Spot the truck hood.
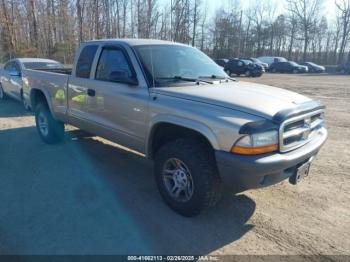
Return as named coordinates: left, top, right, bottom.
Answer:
left=151, top=81, right=311, bottom=120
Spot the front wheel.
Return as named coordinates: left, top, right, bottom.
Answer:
left=35, top=103, right=65, bottom=144
left=154, top=139, right=222, bottom=217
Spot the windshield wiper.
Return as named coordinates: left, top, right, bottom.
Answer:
left=156, top=76, right=213, bottom=84
left=199, top=75, right=237, bottom=82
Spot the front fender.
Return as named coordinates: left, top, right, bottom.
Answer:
left=146, top=114, right=220, bottom=158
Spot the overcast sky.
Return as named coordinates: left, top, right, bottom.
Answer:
left=191, top=0, right=337, bottom=24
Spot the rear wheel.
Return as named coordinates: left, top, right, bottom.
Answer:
left=154, top=139, right=222, bottom=217
left=245, top=70, right=251, bottom=77
left=0, top=83, right=6, bottom=100
left=35, top=103, right=64, bottom=144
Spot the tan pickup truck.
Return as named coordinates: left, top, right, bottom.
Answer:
left=22, top=39, right=327, bottom=216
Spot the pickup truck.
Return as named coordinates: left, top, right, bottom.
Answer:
left=23, top=39, right=327, bottom=217
left=0, top=58, right=65, bottom=110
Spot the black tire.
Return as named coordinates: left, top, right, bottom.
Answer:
left=245, top=70, right=251, bottom=77
left=35, top=103, right=64, bottom=144
left=0, top=83, right=6, bottom=100
left=154, top=138, right=222, bottom=217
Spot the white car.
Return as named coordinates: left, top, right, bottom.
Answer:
left=0, top=58, right=64, bottom=110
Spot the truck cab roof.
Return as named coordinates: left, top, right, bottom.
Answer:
left=82, top=38, right=187, bottom=47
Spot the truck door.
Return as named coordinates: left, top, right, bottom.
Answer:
left=68, top=44, right=149, bottom=153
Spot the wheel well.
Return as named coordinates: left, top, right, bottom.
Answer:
left=149, top=123, right=214, bottom=159
left=30, top=89, right=48, bottom=109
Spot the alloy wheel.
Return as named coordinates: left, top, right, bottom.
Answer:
left=162, top=158, right=194, bottom=202
left=38, top=112, right=49, bottom=136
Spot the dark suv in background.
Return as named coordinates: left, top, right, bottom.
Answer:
left=241, top=58, right=269, bottom=71
left=214, top=59, right=229, bottom=68
left=224, top=58, right=264, bottom=77
left=269, top=61, right=308, bottom=73
left=336, top=61, right=350, bottom=74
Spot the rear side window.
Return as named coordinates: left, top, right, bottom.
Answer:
left=12, top=62, right=21, bottom=72
left=4, top=62, right=12, bottom=71
left=24, top=62, right=63, bottom=70
left=76, top=45, right=98, bottom=78
left=4, top=62, right=13, bottom=71
left=4, top=61, right=20, bottom=72
left=95, top=48, right=133, bottom=82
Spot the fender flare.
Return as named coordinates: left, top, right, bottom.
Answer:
left=30, top=88, right=56, bottom=117
left=146, top=114, right=220, bottom=158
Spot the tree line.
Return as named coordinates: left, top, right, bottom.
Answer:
left=0, top=0, right=349, bottom=65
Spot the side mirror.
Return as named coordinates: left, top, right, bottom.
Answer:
left=109, top=70, right=138, bottom=86
left=9, top=71, right=21, bottom=77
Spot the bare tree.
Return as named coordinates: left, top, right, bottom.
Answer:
left=335, top=0, right=350, bottom=63
left=76, top=0, right=85, bottom=42
left=0, top=0, right=349, bottom=65
left=0, top=0, right=15, bottom=54
left=191, top=0, right=201, bottom=46
left=27, top=0, right=39, bottom=48
left=286, top=0, right=323, bottom=61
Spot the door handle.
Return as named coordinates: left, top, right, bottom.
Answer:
left=87, top=89, right=95, bottom=97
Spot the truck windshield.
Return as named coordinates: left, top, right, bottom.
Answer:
left=23, top=62, right=64, bottom=70
left=134, top=45, right=227, bottom=87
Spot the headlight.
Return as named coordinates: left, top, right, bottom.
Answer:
left=231, top=130, right=278, bottom=155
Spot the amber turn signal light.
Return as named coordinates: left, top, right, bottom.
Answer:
left=231, top=144, right=278, bottom=155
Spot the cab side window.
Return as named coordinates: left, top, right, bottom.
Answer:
left=76, top=45, right=98, bottom=78
left=95, top=48, right=133, bottom=82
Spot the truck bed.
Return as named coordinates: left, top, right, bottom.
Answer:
left=23, top=68, right=71, bottom=116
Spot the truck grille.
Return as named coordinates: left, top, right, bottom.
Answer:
left=279, top=110, right=324, bottom=152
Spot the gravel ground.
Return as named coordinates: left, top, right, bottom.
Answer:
left=0, top=73, right=349, bottom=255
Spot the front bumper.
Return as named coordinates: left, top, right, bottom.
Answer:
left=215, top=128, right=327, bottom=192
